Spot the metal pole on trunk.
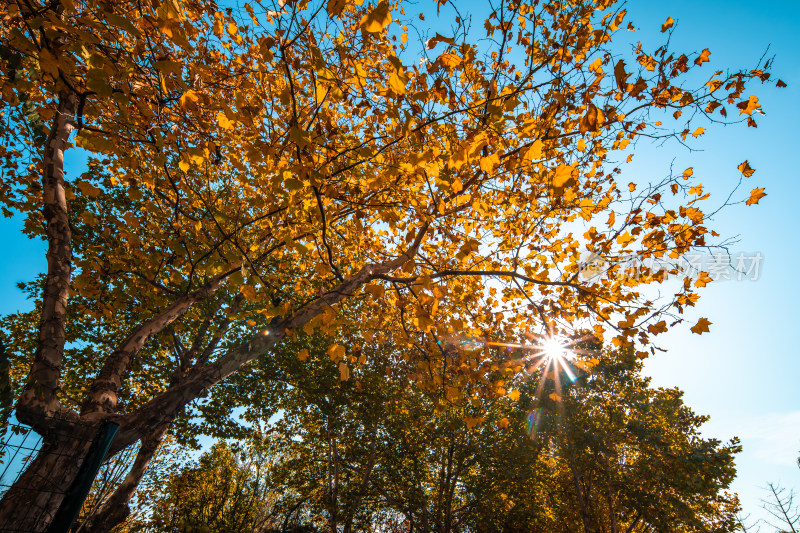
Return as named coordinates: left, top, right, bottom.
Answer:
left=47, top=421, right=119, bottom=533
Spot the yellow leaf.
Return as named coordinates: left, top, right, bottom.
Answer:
left=178, top=160, right=190, bottom=172
left=682, top=167, right=693, bottom=179
left=690, top=317, right=711, bottom=334
left=240, top=284, right=256, bottom=299
left=661, top=16, right=674, bottom=32
left=577, top=138, right=586, bottom=152
left=388, top=71, right=406, bottom=94
left=745, top=187, right=766, bottom=206
left=738, top=160, right=755, bottom=177
left=480, top=153, right=500, bottom=174
left=508, top=390, right=520, bottom=401
left=298, top=348, right=309, bottom=361
left=217, top=112, right=234, bottom=130
left=552, top=164, right=576, bottom=188
left=227, top=22, right=238, bottom=36
left=360, top=1, right=392, bottom=33
left=691, top=127, right=705, bottom=138
left=328, top=343, right=346, bottom=362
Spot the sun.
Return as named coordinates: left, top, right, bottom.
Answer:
left=540, top=336, right=573, bottom=362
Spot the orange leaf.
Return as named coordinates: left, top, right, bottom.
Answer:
left=745, top=187, right=766, bottom=205
left=298, top=348, right=309, bottom=361
left=694, top=271, right=712, bottom=287
left=579, top=103, right=604, bottom=133
left=328, top=344, right=345, bottom=362
left=426, top=33, right=456, bottom=49
left=737, top=95, right=761, bottom=115
left=661, top=16, right=674, bottom=32
left=479, top=153, right=500, bottom=174
left=694, top=48, right=710, bottom=66
left=614, top=60, right=628, bottom=92
left=338, top=362, right=350, bottom=381
left=691, top=127, right=705, bottom=138
left=690, top=317, right=711, bottom=334
left=240, top=284, right=256, bottom=299
left=464, top=415, right=484, bottom=429
left=738, top=160, right=755, bottom=177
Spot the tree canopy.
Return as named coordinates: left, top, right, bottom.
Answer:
left=128, top=344, right=742, bottom=533
left=0, top=0, right=779, bottom=530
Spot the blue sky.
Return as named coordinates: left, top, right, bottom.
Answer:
left=625, top=0, right=800, bottom=525
left=1, top=0, right=798, bottom=527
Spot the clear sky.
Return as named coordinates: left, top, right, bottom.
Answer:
left=624, top=0, right=800, bottom=526
left=1, top=0, right=798, bottom=527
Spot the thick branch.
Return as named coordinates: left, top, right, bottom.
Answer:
left=109, top=225, right=429, bottom=453
left=81, top=273, right=229, bottom=416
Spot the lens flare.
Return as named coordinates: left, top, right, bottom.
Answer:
left=541, top=336, right=570, bottom=361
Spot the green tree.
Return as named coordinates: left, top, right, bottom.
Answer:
left=139, top=332, right=743, bottom=533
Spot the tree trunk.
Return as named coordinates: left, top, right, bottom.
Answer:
left=17, top=89, right=77, bottom=424
left=0, top=428, right=92, bottom=532
left=0, top=86, right=83, bottom=531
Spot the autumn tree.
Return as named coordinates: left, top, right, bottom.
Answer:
left=0, top=0, right=779, bottom=530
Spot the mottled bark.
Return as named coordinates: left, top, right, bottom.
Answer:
left=0, top=425, right=93, bottom=532
left=17, top=90, right=78, bottom=428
